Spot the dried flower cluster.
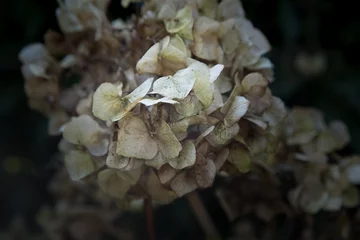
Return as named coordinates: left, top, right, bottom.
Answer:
left=19, top=0, right=360, bottom=222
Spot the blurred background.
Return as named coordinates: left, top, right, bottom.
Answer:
left=1, top=0, right=360, bottom=239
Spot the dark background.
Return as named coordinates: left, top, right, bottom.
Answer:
left=1, top=0, right=360, bottom=239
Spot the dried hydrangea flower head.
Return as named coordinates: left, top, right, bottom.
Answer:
left=19, top=0, right=360, bottom=217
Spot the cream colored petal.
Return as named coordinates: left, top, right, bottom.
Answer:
left=106, top=152, right=130, bottom=169
left=145, top=152, right=168, bottom=170
left=139, top=97, right=179, bottom=106
left=164, top=5, right=194, bottom=40
left=173, top=94, right=204, bottom=118
left=98, top=169, right=132, bottom=199
left=65, top=150, right=95, bottom=181
left=63, top=115, right=101, bottom=145
left=169, top=141, right=196, bottom=169
left=224, top=96, right=249, bottom=127
left=136, top=42, right=162, bottom=75
left=152, top=67, right=196, bottom=99
left=126, top=77, right=154, bottom=103
left=85, top=137, right=110, bottom=157
left=156, top=119, right=182, bottom=159
left=206, top=123, right=239, bottom=147
left=188, top=61, right=213, bottom=107
left=209, top=64, right=224, bottom=83
left=220, top=85, right=242, bottom=115
left=160, top=35, right=188, bottom=72
left=116, top=116, right=158, bottom=159
left=92, top=83, right=129, bottom=121
left=192, top=16, right=222, bottom=61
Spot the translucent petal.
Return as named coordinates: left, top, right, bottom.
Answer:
left=160, top=35, right=189, bottom=73
left=65, top=150, right=95, bottom=181
left=152, top=67, right=196, bottom=99
left=139, top=97, right=179, bottom=106
left=192, top=16, right=223, bottom=61
left=169, top=141, right=196, bottom=169
left=92, top=83, right=130, bottom=121
left=156, top=119, right=182, bottom=158
left=126, top=77, right=154, bottom=103
left=93, top=78, right=153, bottom=121
left=117, top=116, right=158, bottom=159
left=136, top=42, right=162, bottom=75
left=209, top=64, right=224, bottom=83
left=188, top=61, right=213, bottom=107
left=63, top=115, right=101, bottom=145
left=85, top=137, right=110, bottom=157
left=224, top=96, right=249, bottom=127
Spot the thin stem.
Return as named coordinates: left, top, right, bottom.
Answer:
left=187, top=191, right=221, bottom=240
left=144, top=197, right=156, bottom=240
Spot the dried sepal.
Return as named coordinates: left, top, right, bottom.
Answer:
left=116, top=116, right=158, bottom=159
left=65, top=150, right=95, bottom=181
left=63, top=115, right=109, bottom=156
left=152, top=66, right=196, bottom=99
left=169, top=140, right=196, bottom=169
left=164, top=5, right=194, bottom=40
left=224, top=96, right=249, bottom=127
left=136, top=35, right=189, bottom=75
left=92, top=78, right=153, bottom=121
left=155, top=119, right=182, bottom=159
left=192, top=16, right=223, bottom=61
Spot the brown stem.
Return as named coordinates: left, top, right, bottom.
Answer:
left=187, top=191, right=221, bottom=240
left=144, top=197, right=156, bottom=240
